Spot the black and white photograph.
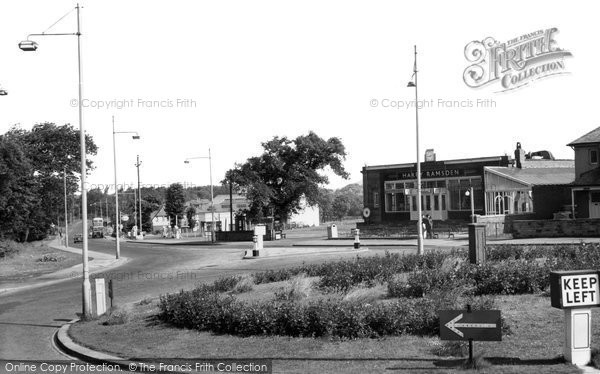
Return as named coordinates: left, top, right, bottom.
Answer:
left=1, top=1, right=600, bottom=373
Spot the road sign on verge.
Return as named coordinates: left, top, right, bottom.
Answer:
left=439, top=309, right=501, bottom=341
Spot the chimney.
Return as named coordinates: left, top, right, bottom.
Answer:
left=514, top=142, right=525, bottom=168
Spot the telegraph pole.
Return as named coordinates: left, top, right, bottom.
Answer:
left=135, top=155, right=142, bottom=237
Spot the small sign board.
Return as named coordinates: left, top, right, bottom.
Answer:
left=254, top=224, right=266, bottom=236
left=439, top=310, right=501, bottom=341
left=550, top=270, right=600, bottom=309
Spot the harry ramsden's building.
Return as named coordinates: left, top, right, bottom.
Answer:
left=362, top=144, right=575, bottom=224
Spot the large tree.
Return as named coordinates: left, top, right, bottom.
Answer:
left=165, top=183, right=186, bottom=227
left=225, top=132, right=349, bottom=222
left=1, top=123, right=98, bottom=241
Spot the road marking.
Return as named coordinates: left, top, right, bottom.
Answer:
left=444, top=313, right=497, bottom=338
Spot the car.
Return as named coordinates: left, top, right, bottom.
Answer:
left=73, top=234, right=83, bottom=243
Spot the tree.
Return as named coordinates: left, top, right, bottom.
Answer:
left=225, top=132, right=349, bottom=222
left=316, top=188, right=335, bottom=222
left=165, top=183, right=185, bottom=227
left=1, top=123, right=98, bottom=241
left=186, top=206, right=197, bottom=230
left=0, top=136, right=37, bottom=240
left=336, top=183, right=363, bottom=217
left=332, top=194, right=352, bottom=220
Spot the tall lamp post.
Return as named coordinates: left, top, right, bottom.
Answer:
left=19, top=4, right=92, bottom=317
left=112, top=115, right=139, bottom=258
left=184, top=149, right=215, bottom=243
left=135, top=155, right=143, bottom=238
left=407, top=45, right=424, bottom=255
left=63, top=166, right=69, bottom=248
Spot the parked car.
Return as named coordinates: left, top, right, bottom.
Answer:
left=73, top=234, right=83, bottom=243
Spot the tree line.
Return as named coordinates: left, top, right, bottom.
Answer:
left=1, top=124, right=359, bottom=241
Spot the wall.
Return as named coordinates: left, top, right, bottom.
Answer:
left=574, top=146, right=599, bottom=180
left=512, top=218, right=600, bottom=238
left=532, top=185, right=572, bottom=219
left=475, top=213, right=536, bottom=237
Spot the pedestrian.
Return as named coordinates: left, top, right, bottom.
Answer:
left=427, top=214, right=434, bottom=239
left=422, top=215, right=429, bottom=239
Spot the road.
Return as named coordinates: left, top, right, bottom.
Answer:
left=0, top=227, right=400, bottom=362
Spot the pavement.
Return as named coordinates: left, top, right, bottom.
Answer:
left=0, top=238, right=129, bottom=296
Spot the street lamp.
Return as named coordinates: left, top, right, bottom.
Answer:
left=19, top=4, right=92, bottom=317
left=407, top=45, right=424, bottom=255
left=112, top=115, right=140, bottom=258
left=184, top=149, right=215, bottom=243
left=465, top=187, right=475, bottom=223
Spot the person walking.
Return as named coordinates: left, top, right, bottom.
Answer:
left=426, top=214, right=434, bottom=239
left=423, top=215, right=430, bottom=239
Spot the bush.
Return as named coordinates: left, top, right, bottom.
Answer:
left=231, top=275, right=253, bottom=294
left=37, top=253, right=63, bottom=262
left=212, top=275, right=243, bottom=292
left=159, top=287, right=453, bottom=338
left=274, top=274, right=313, bottom=301
left=0, top=240, right=23, bottom=259
left=469, top=260, right=549, bottom=295
left=102, top=307, right=131, bottom=325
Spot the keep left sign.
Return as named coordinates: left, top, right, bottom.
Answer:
left=551, top=270, right=600, bottom=309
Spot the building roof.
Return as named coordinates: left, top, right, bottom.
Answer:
left=363, top=156, right=508, bottom=171
left=567, top=126, right=600, bottom=147
left=485, top=166, right=575, bottom=186
left=150, top=206, right=168, bottom=220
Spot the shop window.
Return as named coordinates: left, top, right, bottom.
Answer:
left=590, top=150, right=598, bottom=165
left=592, top=192, right=600, bottom=203
left=412, top=196, right=417, bottom=211
left=441, top=195, right=446, bottom=210
left=385, top=192, right=408, bottom=212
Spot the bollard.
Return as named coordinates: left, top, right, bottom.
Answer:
left=354, top=229, right=360, bottom=249
left=468, top=223, right=486, bottom=264
left=95, top=278, right=107, bottom=317
left=252, top=235, right=259, bottom=257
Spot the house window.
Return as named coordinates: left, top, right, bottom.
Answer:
left=590, top=149, right=598, bottom=164
left=373, top=192, right=380, bottom=207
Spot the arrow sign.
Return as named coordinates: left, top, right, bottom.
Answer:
left=439, top=310, right=502, bottom=341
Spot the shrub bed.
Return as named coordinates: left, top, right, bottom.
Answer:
left=158, top=286, right=497, bottom=339
left=252, top=250, right=464, bottom=292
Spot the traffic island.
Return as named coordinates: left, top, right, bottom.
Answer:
left=63, top=293, right=593, bottom=373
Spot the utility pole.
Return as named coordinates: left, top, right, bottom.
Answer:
left=135, top=155, right=142, bottom=237
left=229, top=176, right=234, bottom=231
left=63, top=167, right=69, bottom=247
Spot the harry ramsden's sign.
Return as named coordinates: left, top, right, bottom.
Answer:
left=463, top=27, right=572, bottom=92
left=398, top=169, right=460, bottom=180
left=551, top=270, right=600, bottom=309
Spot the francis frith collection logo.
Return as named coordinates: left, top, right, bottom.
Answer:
left=463, top=28, right=572, bottom=92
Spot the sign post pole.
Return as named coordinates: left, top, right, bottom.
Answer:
left=550, top=270, right=600, bottom=365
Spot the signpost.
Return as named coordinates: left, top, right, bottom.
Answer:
left=550, top=270, right=600, bottom=365
left=439, top=306, right=501, bottom=363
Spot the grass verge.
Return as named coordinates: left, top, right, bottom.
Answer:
left=69, top=294, right=581, bottom=374
left=0, top=239, right=81, bottom=283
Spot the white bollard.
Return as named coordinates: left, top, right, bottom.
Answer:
left=95, top=278, right=107, bottom=316
left=354, top=229, right=360, bottom=249
left=564, top=308, right=592, bottom=365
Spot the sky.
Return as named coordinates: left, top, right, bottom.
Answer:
left=0, top=0, right=598, bottom=193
